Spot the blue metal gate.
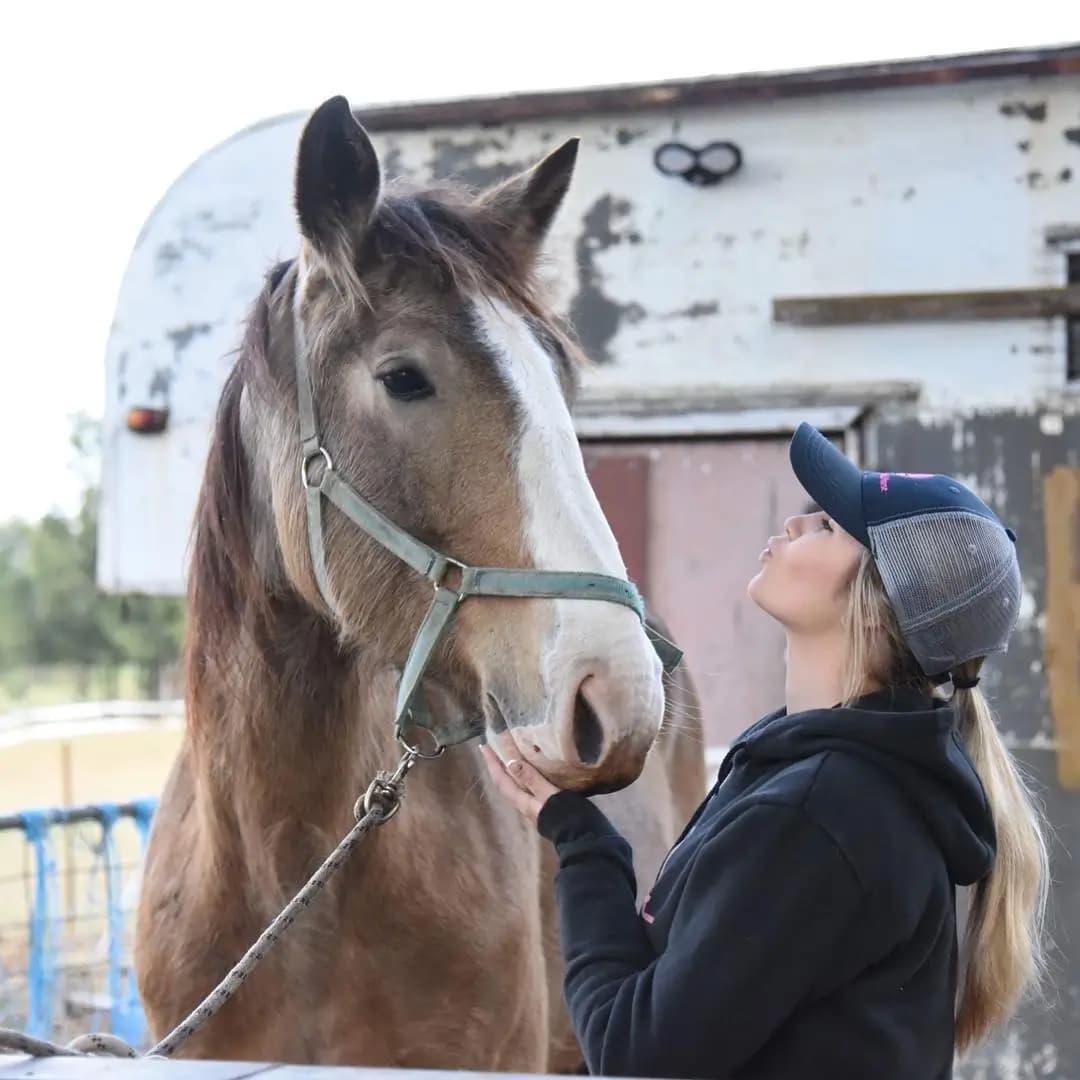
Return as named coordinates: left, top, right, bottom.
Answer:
left=0, top=800, right=156, bottom=1049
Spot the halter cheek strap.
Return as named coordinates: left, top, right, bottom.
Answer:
left=295, top=343, right=682, bottom=749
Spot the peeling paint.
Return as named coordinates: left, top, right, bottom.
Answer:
left=155, top=242, right=183, bottom=276
left=427, top=136, right=520, bottom=188
left=197, top=203, right=260, bottom=232
left=167, top=323, right=212, bottom=357
left=615, top=127, right=646, bottom=146
left=999, top=100, right=1048, bottom=121
left=117, top=350, right=128, bottom=403
left=660, top=301, right=719, bottom=320
left=148, top=368, right=172, bottom=397
left=569, top=195, right=647, bottom=362
left=780, top=230, right=810, bottom=257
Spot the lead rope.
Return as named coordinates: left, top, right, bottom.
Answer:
left=0, top=748, right=420, bottom=1060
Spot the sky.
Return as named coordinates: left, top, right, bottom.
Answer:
left=0, top=1, right=1075, bottom=524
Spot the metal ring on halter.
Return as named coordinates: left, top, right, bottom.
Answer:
left=398, top=725, right=446, bottom=759
left=430, top=555, right=468, bottom=596
left=300, top=446, right=334, bottom=489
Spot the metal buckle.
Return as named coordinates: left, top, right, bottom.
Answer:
left=300, top=446, right=334, bottom=490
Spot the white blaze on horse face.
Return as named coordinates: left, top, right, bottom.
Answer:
left=472, top=298, right=623, bottom=569
left=471, top=296, right=662, bottom=755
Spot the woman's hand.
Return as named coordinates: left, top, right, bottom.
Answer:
left=480, top=745, right=561, bottom=824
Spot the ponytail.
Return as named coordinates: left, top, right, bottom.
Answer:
left=950, top=660, right=1050, bottom=1053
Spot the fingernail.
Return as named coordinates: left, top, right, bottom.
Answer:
left=507, top=759, right=523, bottom=776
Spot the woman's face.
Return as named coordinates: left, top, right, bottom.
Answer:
left=747, top=511, right=866, bottom=634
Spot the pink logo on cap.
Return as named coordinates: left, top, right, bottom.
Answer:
left=879, top=472, right=933, bottom=493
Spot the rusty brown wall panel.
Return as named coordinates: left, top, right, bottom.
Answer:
left=582, top=451, right=650, bottom=597
left=1043, top=467, right=1080, bottom=789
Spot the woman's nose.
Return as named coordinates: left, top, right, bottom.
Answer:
left=782, top=515, right=799, bottom=539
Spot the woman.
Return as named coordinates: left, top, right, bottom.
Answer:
left=481, top=422, right=1048, bottom=1079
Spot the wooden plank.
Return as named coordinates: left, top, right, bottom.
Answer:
left=772, top=285, right=1080, bottom=326
left=0, top=1063, right=648, bottom=1080
left=0, top=1058, right=273, bottom=1080
left=574, top=380, right=920, bottom=419
left=1043, top=467, right=1080, bottom=790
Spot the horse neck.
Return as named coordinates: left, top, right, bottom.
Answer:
left=186, top=591, right=396, bottom=844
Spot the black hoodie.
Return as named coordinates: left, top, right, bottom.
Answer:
left=537, top=688, right=996, bottom=1079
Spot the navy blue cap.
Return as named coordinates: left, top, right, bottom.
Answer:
left=788, top=423, right=1015, bottom=548
left=787, top=423, right=1022, bottom=678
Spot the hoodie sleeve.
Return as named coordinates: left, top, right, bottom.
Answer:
left=538, top=792, right=865, bottom=1079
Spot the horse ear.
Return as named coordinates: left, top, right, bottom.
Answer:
left=482, top=138, right=579, bottom=251
left=295, top=96, right=381, bottom=254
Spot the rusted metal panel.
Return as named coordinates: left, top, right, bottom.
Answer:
left=774, top=284, right=1080, bottom=325
left=1043, top=467, right=1080, bottom=789
left=582, top=451, right=651, bottom=597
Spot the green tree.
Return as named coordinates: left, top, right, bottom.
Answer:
left=0, top=414, right=186, bottom=703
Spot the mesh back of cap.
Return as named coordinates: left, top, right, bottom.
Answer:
left=869, top=510, right=1022, bottom=677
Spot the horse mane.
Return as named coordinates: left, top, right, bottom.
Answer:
left=183, top=286, right=270, bottom=726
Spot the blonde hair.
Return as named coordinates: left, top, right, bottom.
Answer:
left=842, top=552, right=1049, bottom=1055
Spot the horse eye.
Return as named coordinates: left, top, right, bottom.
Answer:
left=378, top=366, right=434, bottom=402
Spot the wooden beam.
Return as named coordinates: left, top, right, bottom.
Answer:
left=574, top=380, right=921, bottom=417
left=772, top=285, right=1080, bottom=326
left=1043, top=467, right=1080, bottom=790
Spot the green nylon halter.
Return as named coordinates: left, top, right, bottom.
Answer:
left=296, top=344, right=682, bottom=749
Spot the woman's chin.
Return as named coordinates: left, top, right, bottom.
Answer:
left=746, top=569, right=766, bottom=605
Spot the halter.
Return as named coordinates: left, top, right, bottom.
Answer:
left=295, top=340, right=682, bottom=751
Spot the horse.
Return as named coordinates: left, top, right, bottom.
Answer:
left=134, top=95, right=705, bottom=1071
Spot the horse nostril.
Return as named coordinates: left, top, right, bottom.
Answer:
left=573, top=690, right=604, bottom=766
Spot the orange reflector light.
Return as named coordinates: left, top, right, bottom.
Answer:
left=126, top=407, right=169, bottom=434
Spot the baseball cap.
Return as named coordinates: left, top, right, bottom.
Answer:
left=788, top=422, right=1022, bottom=679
